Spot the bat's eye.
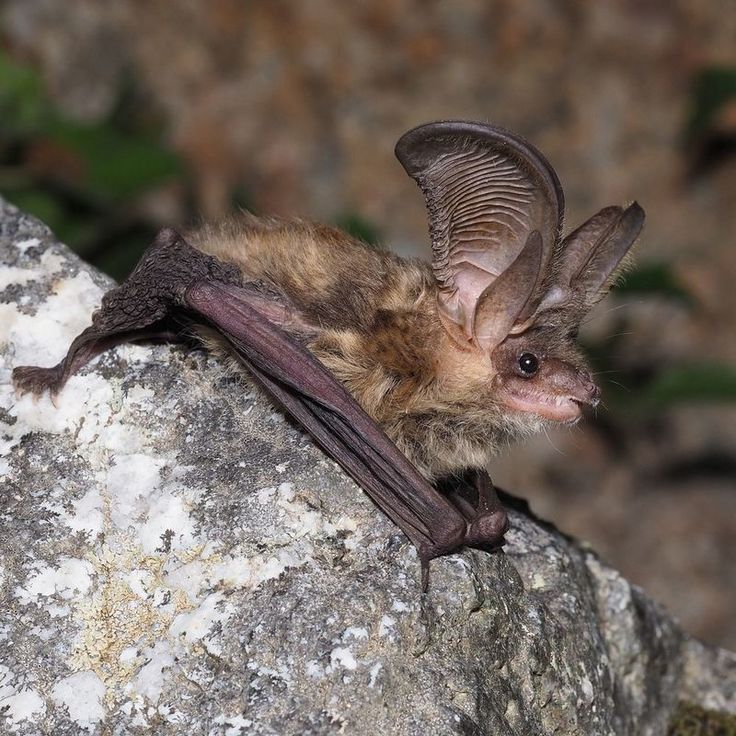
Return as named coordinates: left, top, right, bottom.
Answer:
left=518, top=353, right=539, bottom=376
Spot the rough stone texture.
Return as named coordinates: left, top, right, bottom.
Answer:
left=1, top=198, right=734, bottom=735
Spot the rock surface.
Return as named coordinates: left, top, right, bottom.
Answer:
left=1, top=197, right=734, bottom=735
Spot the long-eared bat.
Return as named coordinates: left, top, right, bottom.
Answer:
left=13, top=121, right=644, bottom=582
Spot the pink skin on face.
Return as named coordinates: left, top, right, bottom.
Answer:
left=492, top=360, right=601, bottom=423
left=498, top=387, right=584, bottom=422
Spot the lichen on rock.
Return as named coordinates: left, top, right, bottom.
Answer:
left=1, top=197, right=734, bottom=735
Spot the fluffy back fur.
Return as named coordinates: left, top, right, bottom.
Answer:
left=188, top=214, right=542, bottom=480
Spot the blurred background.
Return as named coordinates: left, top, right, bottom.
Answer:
left=1, top=1, right=734, bottom=648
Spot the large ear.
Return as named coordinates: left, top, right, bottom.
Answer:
left=535, top=202, right=645, bottom=317
left=569, top=202, right=645, bottom=308
left=396, top=121, right=564, bottom=348
left=473, top=231, right=543, bottom=350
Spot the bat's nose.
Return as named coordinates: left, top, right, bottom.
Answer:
left=577, top=370, right=601, bottom=406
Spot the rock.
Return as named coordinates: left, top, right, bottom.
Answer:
left=1, top=196, right=734, bottom=735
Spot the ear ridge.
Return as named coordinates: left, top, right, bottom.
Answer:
left=396, top=121, right=564, bottom=335
left=473, top=230, right=543, bottom=351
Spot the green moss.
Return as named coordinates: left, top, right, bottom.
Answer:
left=334, top=213, right=382, bottom=246
left=638, top=363, right=736, bottom=407
left=668, top=702, right=736, bottom=736
left=615, top=262, right=693, bottom=305
left=0, top=49, right=183, bottom=281
left=685, top=67, right=736, bottom=143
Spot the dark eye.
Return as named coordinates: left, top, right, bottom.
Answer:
left=518, top=353, right=539, bottom=376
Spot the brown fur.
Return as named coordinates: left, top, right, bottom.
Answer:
left=186, top=213, right=540, bottom=480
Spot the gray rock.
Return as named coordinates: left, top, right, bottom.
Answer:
left=0, top=196, right=734, bottom=736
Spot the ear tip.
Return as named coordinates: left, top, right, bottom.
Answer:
left=154, top=227, right=183, bottom=246
left=395, top=121, right=562, bottom=190
left=622, top=201, right=646, bottom=236
left=393, top=128, right=425, bottom=175
left=395, top=120, right=482, bottom=173
left=626, top=200, right=646, bottom=221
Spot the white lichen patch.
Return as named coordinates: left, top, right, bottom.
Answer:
left=138, top=492, right=197, bottom=554
left=579, top=675, right=594, bottom=704
left=125, top=384, right=155, bottom=405
left=169, top=592, right=233, bottom=655
left=275, top=482, right=360, bottom=541
left=368, top=662, right=383, bottom=689
left=2, top=270, right=104, bottom=367
left=212, top=713, right=254, bottom=736
left=14, top=557, right=94, bottom=603
left=342, top=626, right=369, bottom=641
left=51, top=670, right=106, bottom=731
left=43, top=487, right=105, bottom=538
left=391, top=600, right=412, bottom=613
left=378, top=615, right=397, bottom=639
left=211, top=548, right=303, bottom=589
left=305, top=660, right=325, bottom=679
left=0, top=665, right=47, bottom=730
left=0, top=250, right=64, bottom=290
left=0, top=372, right=116, bottom=455
left=13, top=237, right=41, bottom=253
left=126, top=641, right=174, bottom=703
left=3, top=689, right=47, bottom=727
left=105, top=454, right=167, bottom=528
left=0, top=266, right=40, bottom=291
left=330, top=646, right=358, bottom=671
left=0, top=266, right=112, bottom=455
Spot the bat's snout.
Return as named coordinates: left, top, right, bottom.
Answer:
left=572, top=370, right=601, bottom=408
left=493, top=360, right=601, bottom=423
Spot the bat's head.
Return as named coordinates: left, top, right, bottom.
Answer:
left=488, top=324, right=598, bottom=424
left=478, top=200, right=644, bottom=426
left=397, top=121, right=645, bottom=428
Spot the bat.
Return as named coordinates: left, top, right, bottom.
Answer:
left=13, top=121, right=644, bottom=585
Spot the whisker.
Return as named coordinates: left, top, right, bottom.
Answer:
left=542, top=426, right=566, bottom=456
left=563, top=422, right=584, bottom=448
left=604, top=331, right=635, bottom=339
left=581, top=301, right=639, bottom=326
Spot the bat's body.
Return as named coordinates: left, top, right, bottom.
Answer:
left=14, top=121, right=644, bottom=576
left=190, top=216, right=516, bottom=481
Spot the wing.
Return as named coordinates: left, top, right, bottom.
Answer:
left=396, top=120, right=564, bottom=349
left=13, top=228, right=508, bottom=582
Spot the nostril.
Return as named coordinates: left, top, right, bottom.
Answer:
left=577, top=369, right=601, bottom=404
left=589, top=383, right=601, bottom=405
